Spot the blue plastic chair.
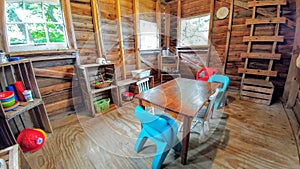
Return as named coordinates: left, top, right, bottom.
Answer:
left=134, top=106, right=181, bottom=169
left=208, top=74, right=230, bottom=109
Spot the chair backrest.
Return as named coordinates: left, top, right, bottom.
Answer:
left=208, top=74, right=230, bottom=109
left=134, top=106, right=169, bottom=132
left=208, top=74, right=230, bottom=92
left=204, top=88, right=220, bottom=119
left=136, top=78, right=150, bottom=93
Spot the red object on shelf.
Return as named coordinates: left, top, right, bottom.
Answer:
left=14, top=81, right=25, bottom=101
left=17, top=128, right=45, bottom=153
left=196, top=67, right=218, bottom=81
left=0, top=91, right=14, bottom=100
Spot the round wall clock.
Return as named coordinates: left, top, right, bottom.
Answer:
left=216, top=7, right=229, bottom=20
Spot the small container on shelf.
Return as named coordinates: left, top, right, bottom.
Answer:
left=23, top=90, right=33, bottom=102
left=122, top=92, right=134, bottom=101
left=94, top=98, right=110, bottom=113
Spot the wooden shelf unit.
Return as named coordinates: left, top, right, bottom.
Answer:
left=159, top=55, right=181, bottom=83
left=0, top=60, right=53, bottom=148
left=116, top=76, right=154, bottom=106
left=238, top=0, right=286, bottom=105
left=78, top=64, right=120, bottom=117
left=0, top=144, right=31, bottom=168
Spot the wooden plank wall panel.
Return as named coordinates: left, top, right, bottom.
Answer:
left=121, top=0, right=136, bottom=78
left=168, top=0, right=295, bottom=96
left=70, top=0, right=97, bottom=64
left=99, top=0, right=119, bottom=76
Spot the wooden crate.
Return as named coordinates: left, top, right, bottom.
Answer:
left=240, top=78, right=274, bottom=105
left=0, top=144, right=31, bottom=169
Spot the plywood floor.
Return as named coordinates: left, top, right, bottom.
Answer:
left=26, top=93, right=299, bottom=169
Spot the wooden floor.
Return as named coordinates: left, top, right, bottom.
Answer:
left=26, top=92, right=300, bottom=169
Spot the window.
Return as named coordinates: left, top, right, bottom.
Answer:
left=180, top=14, right=210, bottom=46
left=139, top=20, right=159, bottom=50
left=5, top=0, right=68, bottom=52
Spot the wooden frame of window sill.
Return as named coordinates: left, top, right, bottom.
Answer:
left=9, top=49, right=77, bottom=57
left=139, top=49, right=162, bottom=54
left=176, top=45, right=210, bottom=50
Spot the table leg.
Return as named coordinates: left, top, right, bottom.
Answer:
left=138, top=99, right=145, bottom=109
left=181, top=116, right=192, bottom=165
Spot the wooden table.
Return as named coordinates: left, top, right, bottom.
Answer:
left=135, top=77, right=219, bottom=165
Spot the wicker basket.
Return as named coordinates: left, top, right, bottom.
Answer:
left=91, top=81, right=112, bottom=89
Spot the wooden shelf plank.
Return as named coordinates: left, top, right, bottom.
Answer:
left=240, top=96, right=271, bottom=105
left=246, top=17, right=286, bottom=25
left=91, top=85, right=118, bottom=94
left=3, top=99, right=43, bottom=120
left=248, top=0, right=286, bottom=7
left=241, top=90, right=273, bottom=100
left=238, top=68, right=277, bottom=77
left=243, top=78, right=274, bottom=88
left=94, top=104, right=117, bottom=117
left=242, top=85, right=274, bottom=94
left=240, top=53, right=281, bottom=60
left=243, top=36, right=284, bottom=42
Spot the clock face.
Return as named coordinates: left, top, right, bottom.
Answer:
left=216, top=7, right=229, bottom=20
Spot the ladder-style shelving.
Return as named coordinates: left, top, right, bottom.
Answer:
left=0, top=60, right=53, bottom=148
left=238, top=0, right=286, bottom=105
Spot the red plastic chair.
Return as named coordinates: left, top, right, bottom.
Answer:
left=196, top=67, right=218, bottom=81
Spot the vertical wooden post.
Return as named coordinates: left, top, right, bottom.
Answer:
left=116, top=0, right=126, bottom=79
left=91, top=0, right=106, bottom=58
left=176, top=0, right=181, bottom=47
left=0, top=0, right=8, bottom=51
left=61, top=0, right=77, bottom=50
left=134, top=0, right=141, bottom=69
left=284, top=0, right=300, bottom=107
left=165, top=4, right=171, bottom=49
left=223, top=0, right=234, bottom=74
left=156, top=0, right=161, bottom=79
left=156, top=0, right=161, bottom=49
left=206, top=0, right=215, bottom=67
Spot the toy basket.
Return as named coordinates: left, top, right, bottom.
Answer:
left=91, top=72, right=113, bottom=89
left=94, top=98, right=110, bottom=113
left=91, top=81, right=112, bottom=89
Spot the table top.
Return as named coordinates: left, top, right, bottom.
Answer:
left=135, top=78, right=219, bottom=118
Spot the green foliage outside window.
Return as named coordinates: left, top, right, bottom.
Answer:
left=180, top=14, right=210, bottom=46
left=5, top=0, right=66, bottom=49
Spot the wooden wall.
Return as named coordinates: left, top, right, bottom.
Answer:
left=71, top=0, right=96, bottom=64
left=169, top=0, right=296, bottom=97
left=225, top=0, right=296, bottom=95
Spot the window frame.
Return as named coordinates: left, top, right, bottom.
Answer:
left=0, top=0, right=77, bottom=53
left=139, top=19, right=159, bottom=50
left=179, top=13, right=211, bottom=47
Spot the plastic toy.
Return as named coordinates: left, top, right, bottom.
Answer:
left=17, top=128, right=46, bottom=153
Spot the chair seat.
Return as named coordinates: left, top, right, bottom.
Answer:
left=134, top=106, right=181, bottom=169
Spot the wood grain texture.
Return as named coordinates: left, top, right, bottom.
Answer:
left=25, top=92, right=299, bottom=168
